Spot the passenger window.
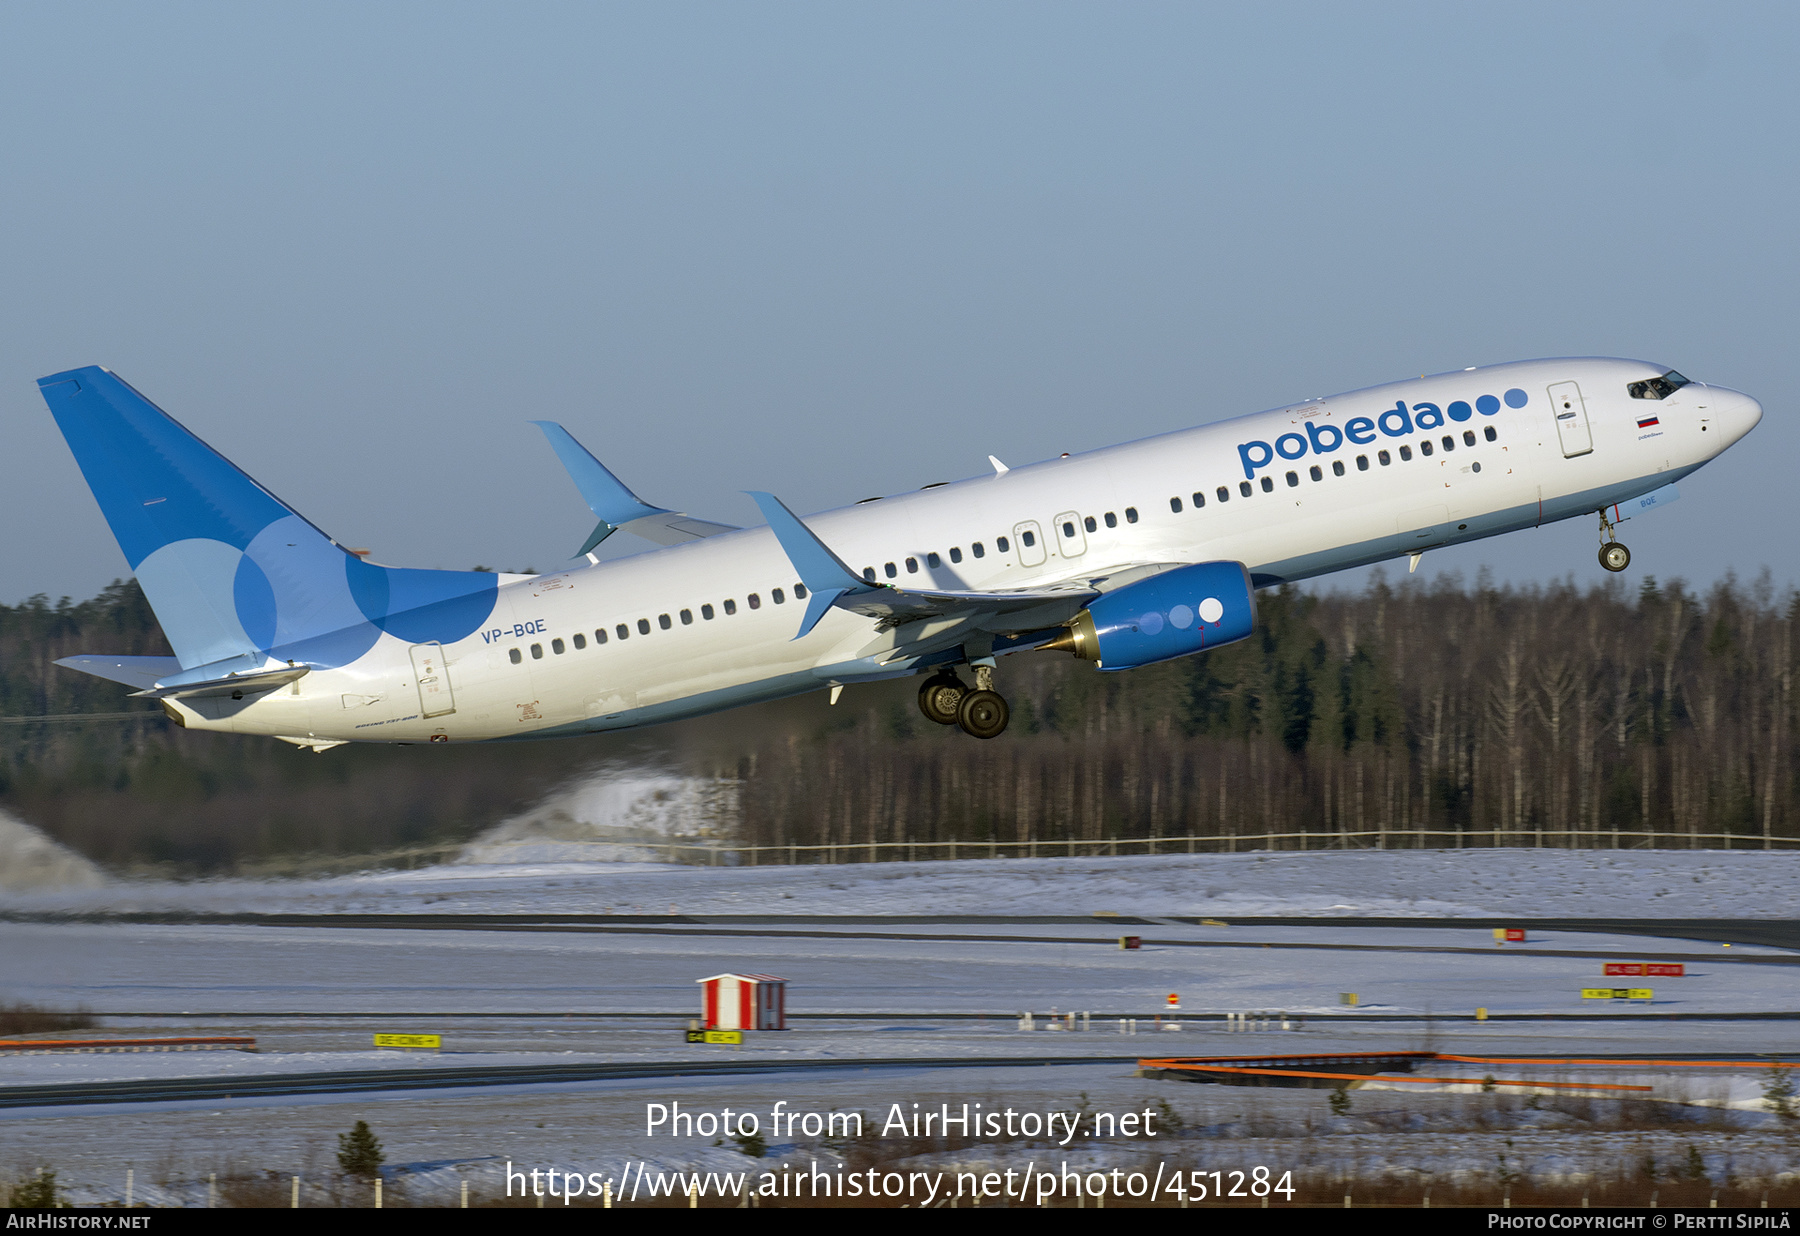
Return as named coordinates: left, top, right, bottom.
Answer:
left=1285, top=471, right=1299, bottom=487
left=1260, top=476, right=1274, bottom=492
left=701, top=604, right=714, bottom=620
left=1169, top=497, right=1182, bottom=513
left=903, top=560, right=916, bottom=575
left=1442, top=436, right=1454, bottom=451
left=1192, top=491, right=1206, bottom=508
left=1357, top=455, right=1369, bottom=471
left=1400, top=445, right=1413, bottom=461
left=552, top=638, right=565, bottom=654
left=509, top=647, right=522, bottom=664
left=972, top=542, right=985, bottom=558
left=1309, top=465, right=1322, bottom=481
left=658, top=614, right=671, bottom=629
left=1239, top=481, right=1252, bottom=497
left=772, top=589, right=785, bottom=604
left=573, top=633, right=586, bottom=650
left=1379, top=450, right=1391, bottom=466
left=748, top=593, right=761, bottom=609
left=927, top=553, right=940, bottom=568
left=794, top=583, right=807, bottom=598
left=1484, top=426, right=1497, bottom=442
left=996, top=536, right=1010, bottom=552
left=885, top=562, right=897, bottom=578
left=1332, top=460, right=1345, bottom=477
left=1104, top=512, right=1117, bottom=528
left=617, top=624, right=630, bottom=639
left=1125, top=507, right=1138, bottom=523
left=724, top=599, right=737, bottom=615
left=863, top=567, right=877, bottom=582
left=638, top=618, right=651, bottom=634
left=1020, top=530, right=1034, bottom=548
left=1084, top=516, right=1096, bottom=533
left=1464, top=430, right=1476, bottom=446
left=1419, top=441, right=1432, bottom=456
left=595, top=628, right=608, bottom=644
left=1063, top=520, right=1077, bottom=537
left=680, top=608, right=693, bottom=623
left=950, top=547, right=964, bottom=563
left=1218, top=486, right=1230, bottom=502
left=530, top=643, right=543, bottom=659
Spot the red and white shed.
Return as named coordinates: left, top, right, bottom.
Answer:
left=698, top=973, right=787, bottom=1031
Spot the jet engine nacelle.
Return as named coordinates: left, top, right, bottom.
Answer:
left=1048, top=561, right=1257, bottom=671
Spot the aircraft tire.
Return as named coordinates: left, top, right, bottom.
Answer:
left=918, top=675, right=965, bottom=726
left=1599, top=543, right=1631, bottom=573
left=956, top=689, right=1009, bottom=740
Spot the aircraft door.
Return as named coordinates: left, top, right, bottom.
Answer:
left=1547, top=381, right=1594, bottom=458
left=1053, top=510, right=1087, bottom=558
left=1013, top=520, right=1047, bottom=566
left=410, top=642, right=456, bottom=718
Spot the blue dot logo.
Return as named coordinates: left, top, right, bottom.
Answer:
left=1503, top=388, right=1528, bottom=408
left=1447, top=400, right=1472, bottom=422
left=1476, top=394, right=1501, bottom=415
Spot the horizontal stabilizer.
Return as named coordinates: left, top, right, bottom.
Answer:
left=130, top=664, right=311, bottom=700
left=55, top=655, right=183, bottom=690
left=532, top=422, right=738, bottom=552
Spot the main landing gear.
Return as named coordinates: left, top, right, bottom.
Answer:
left=1597, top=508, right=1631, bottom=573
left=917, top=665, right=1010, bottom=739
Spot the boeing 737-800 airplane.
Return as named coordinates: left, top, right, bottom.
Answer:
left=38, top=359, right=1760, bottom=747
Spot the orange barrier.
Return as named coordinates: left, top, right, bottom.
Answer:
left=1435, top=1054, right=1798, bottom=1070
left=1140, top=1060, right=1651, bottom=1091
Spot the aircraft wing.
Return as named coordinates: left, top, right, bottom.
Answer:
left=533, top=422, right=740, bottom=554
left=616, top=513, right=741, bottom=546
left=749, top=491, right=1183, bottom=642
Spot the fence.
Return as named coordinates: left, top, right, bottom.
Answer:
left=647, top=827, right=1800, bottom=867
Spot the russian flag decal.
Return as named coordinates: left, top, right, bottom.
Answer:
left=1637, top=416, right=1660, bottom=429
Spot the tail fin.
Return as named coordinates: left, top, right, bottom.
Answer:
left=39, top=367, right=496, bottom=673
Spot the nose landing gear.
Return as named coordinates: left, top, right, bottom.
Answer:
left=1597, top=508, right=1631, bottom=573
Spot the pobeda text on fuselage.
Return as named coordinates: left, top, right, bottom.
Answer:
left=39, top=358, right=1760, bottom=747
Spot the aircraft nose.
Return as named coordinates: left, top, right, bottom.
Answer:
left=1713, top=387, right=1764, bottom=444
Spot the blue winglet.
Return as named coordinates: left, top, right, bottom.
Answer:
left=745, top=492, right=874, bottom=640
left=531, top=422, right=672, bottom=552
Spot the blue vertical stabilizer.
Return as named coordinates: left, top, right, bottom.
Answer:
left=39, top=367, right=498, bottom=673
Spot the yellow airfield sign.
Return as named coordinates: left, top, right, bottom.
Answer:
left=374, top=1033, right=442, bottom=1048
left=686, top=1029, right=743, bottom=1045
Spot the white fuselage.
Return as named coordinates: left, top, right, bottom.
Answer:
left=166, top=358, right=1762, bottom=746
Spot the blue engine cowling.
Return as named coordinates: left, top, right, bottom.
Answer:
left=1051, top=561, right=1257, bottom=671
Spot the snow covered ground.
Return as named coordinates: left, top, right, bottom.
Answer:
left=1, top=844, right=1798, bottom=1205
left=0, top=915, right=1790, bottom=1023
left=2, top=846, right=1798, bottom=919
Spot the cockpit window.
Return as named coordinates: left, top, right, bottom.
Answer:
left=1629, top=370, right=1691, bottom=400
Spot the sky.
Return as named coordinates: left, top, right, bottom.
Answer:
left=0, top=2, right=1794, bottom=605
